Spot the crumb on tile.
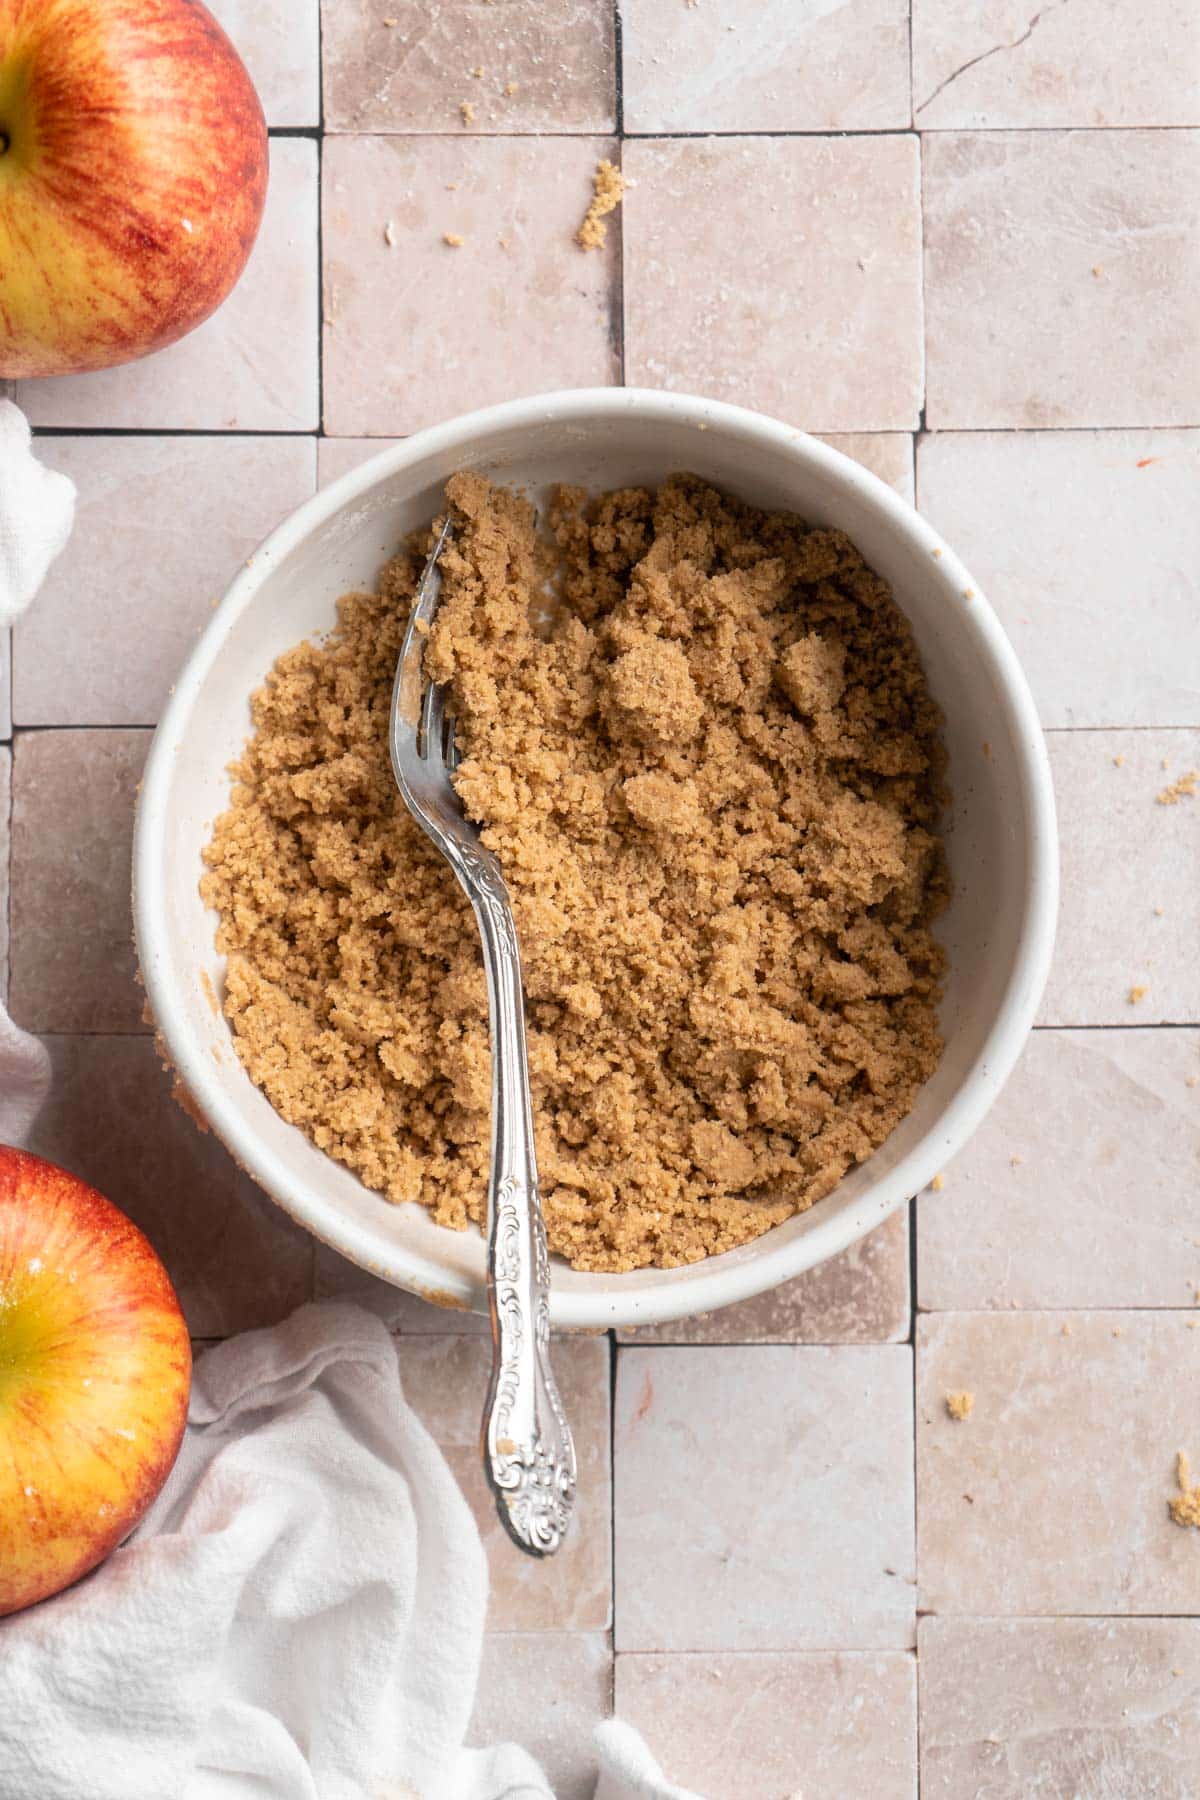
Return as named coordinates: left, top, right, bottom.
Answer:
left=443, top=232, right=465, bottom=248
left=1112, top=1326, right=1122, bottom=1337
left=1091, top=264, right=1103, bottom=276
left=1154, top=905, right=1165, bottom=916
left=576, top=158, right=625, bottom=251
left=981, top=740, right=991, bottom=758
left=930, top=1172, right=946, bottom=1192
left=945, top=1390, right=974, bottom=1422
left=382, top=15, right=398, bottom=23
left=470, top=64, right=485, bottom=77
left=1187, top=1076, right=1200, bottom=1089
left=459, top=99, right=475, bottom=124
left=1162, top=757, right=1170, bottom=771
left=503, top=80, right=519, bottom=96
left=383, top=219, right=397, bottom=247
left=1061, top=1322, right=1073, bottom=1335
left=1010, top=1153, right=1023, bottom=1167
left=1157, top=769, right=1198, bottom=805
left=1129, top=985, right=1148, bottom=1005
left=1169, top=1451, right=1200, bottom=1529
left=497, top=234, right=511, bottom=250
left=1136, top=457, right=1161, bottom=468
left=1112, top=753, right=1125, bottom=767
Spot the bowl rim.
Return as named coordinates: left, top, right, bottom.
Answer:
left=134, top=386, right=1058, bottom=1329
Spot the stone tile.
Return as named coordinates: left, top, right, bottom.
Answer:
left=0, top=746, right=9, bottom=1002
left=1040, top=730, right=1200, bottom=1027
left=919, top=1617, right=1200, bottom=1796
left=918, top=1030, right=1200, bottom=1311
left=318, top=437, right=403, bottom=488
left=321, top=0, right=616, bottom=133
left=914, top=0, right=1200, bottom=128
left=616, top=1651, right=917, bottom=1800
left=322, top=135, right=619, bottom=437
left=314, top=1241, right=488, bottom=1335
left=17, top=140, right=318, bottom=431
left=614, top=1346, right=914, bottom=1652
left=924, top=131, right=1200, bottom=429
left=916, top=1311, right=1200, bottom=1616
left=21, top=1036, right=313, bottom=1337
left=623, top=137, right=923, bottom=433
left=206, top=0, right=320, bottom=126
left=818, top=433, right=915, bottom=504
left=10, top=729, right=148, bottom=1034
left=470, top=1634, right=611, bottom=1800
left=17, top=437, right=316, bottom=727
left=618, top=1209, right=910, bottom=1345
left=400, top=1335, right=611, bottom=1631
left=916, top=430, right=1200, bottom=728
left=622, top=0, right=910, bottom=133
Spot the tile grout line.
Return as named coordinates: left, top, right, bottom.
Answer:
left=312, top=124, right=1200, bottom=140
left=26, top=422, right=1200, bottom=441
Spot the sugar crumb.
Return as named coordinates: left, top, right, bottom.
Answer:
left=1157, top=769, right=1197, bottom=806
left=443, top=232, right=465, bottom=248
left=459, top=100, right=475, bottom=124
left=1169, top=1451, right=1200, bottom=1529
left=1129, top=985, right=1148, bottom=1005
left=576, top=159, right=625, bottom=250
left=1112, top=753, right=1125, bottom=767
left=945, top=1390, right=974, bottom=1421
left=504, top=80, right=519, bottom=96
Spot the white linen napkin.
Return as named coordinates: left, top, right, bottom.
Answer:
left=0, top=400, right=65, bottom=1131
left=0, top=1300, right=698, bottom=1800
left=0, top=398, right=75, bottom=626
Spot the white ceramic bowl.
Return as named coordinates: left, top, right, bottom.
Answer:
left=134, top=389, right=1057, bottom=1330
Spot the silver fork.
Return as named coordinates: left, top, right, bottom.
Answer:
left=389, top=517, right=577, bottom=1559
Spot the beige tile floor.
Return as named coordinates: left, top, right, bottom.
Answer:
left=4, top=6, right=1198, bottom=1793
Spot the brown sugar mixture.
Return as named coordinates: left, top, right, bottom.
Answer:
left=201, top=473, right=948, bottom=1272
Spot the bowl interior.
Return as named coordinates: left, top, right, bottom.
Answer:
left=135, top=394, right=1055, bottom=1329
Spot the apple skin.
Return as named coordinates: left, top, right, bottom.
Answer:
left=0, top=1146, right=191, bottom=1617
left=0, top=0, right=267, bottom=378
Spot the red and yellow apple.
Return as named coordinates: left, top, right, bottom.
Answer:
left=0, top=1146, right=190, bottom=1616
left=0, top=0, right=267, bottom=378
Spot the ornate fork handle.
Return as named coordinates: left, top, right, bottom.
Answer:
left=451, top=839, right=577, bottom=1557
